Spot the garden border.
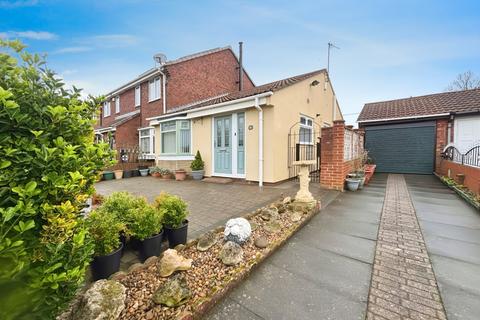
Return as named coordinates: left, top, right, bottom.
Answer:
left=434, top=173, right=480, bottom=211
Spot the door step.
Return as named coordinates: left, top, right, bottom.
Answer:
left=202, top=177, right=234, bottom=184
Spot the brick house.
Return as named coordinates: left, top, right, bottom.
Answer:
left=94, top=46, right=254, bottom=159
left=358, top=88, right=480, bottom=195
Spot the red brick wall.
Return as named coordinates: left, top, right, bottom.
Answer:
left=115, top=116, right=141, bottom=149
left=435, top=119, right=448, bottom=172
left=320, top=120, right=346, bottom=190
left=437, top=160, right=480, bottom=195
left=97, top=48, right=255, bottom=129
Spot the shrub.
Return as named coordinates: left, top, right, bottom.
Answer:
left=149, top=166, right=161, bottom=174
left=125, top=197, right=164, bottom=240
left=159, top=168, right=171, bottom=175
left=190, top=150, right=205, bottom=171
left=86, top=209, right=124, bottom=256
left=0, top=40, right=114, bottom=319
left=99, top=191, right=137, bottom=218
left=155, top=193, right=189, bottom=228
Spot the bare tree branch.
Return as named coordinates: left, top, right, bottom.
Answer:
left=446, top=71, right=480, bottom=91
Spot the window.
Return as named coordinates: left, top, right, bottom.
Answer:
left=299, top=115, right=313, bottom=144
left=115, top=96, right=120, bottom=113
left=160, top=120, right=191, bottom=154
left=139, top=128, right=155, bottom=154
left=148, top=77, right=161, bottom=102
left=103, top=101, right=111, bottom=117
left=135, top=85, right=141, bottom=107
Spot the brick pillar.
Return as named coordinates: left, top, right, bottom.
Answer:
left=435, top=119, right=448, bottom=174
left=321, top=120, right=346, bottom=191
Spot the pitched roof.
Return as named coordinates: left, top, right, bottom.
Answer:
left=95, top=110, right=140, bottom=131
left=166, top=69, right=326, bottom=114
left=358, top=88, right=480, bottom=122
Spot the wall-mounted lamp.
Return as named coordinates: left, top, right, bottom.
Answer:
left=310, top=80, right=320, bottom=86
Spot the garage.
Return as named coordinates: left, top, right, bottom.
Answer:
left=364, top=121, right=436, bottom=174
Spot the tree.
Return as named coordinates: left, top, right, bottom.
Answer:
left=0, top=40, right=114, bottom=319
left=446, top=71, right=480, bottom=91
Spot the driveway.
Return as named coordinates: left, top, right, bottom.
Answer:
left=405, top=174, right=480, bottom=320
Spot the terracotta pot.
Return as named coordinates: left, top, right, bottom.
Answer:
left=151, top=172, right=161, bottom=178
left=175, top=169, right=187, bottom=181
left=113, top=170, right=123, bottom=179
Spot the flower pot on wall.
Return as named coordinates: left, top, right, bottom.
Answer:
left=175, top=169, right=187, bottom=181
left=139, top=169, right=149, bottom=177
left=103, top=171, right=115, bottom=180
left=165, top=220, right=188, bottom=248
left=90, top=243, right=123, bottom=281
left=139, top=231, right=164, bottom=262
left=191, top=170, right=204, bottom=180
left=113, top=170, right=123, bottom=179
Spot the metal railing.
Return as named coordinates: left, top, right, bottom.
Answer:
left=442, top=145, right=480, bottom=168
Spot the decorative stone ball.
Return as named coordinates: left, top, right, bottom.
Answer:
left=224, top=218, right=252, bottom=245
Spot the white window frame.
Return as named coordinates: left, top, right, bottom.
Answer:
left=115, top=96, right=120, bottom=113
left=299, top=115, right=314, bottom=145
left=103, top=101, right=111, bottom=117
left=135, top=85, right=141, bottom=107
left=160, top=120, right=191, bottom=155
left=148, top=77, right=161, bottom=102
left=139, top=128, right=155, bottom=156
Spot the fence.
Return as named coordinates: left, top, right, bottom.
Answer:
left=105, top=144, right=154, bottom=171
left=344, top=128, right=364, bottom=161
left=442, top=145, right=480, bottom=168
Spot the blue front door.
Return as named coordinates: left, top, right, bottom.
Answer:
left=214, top=115, right=232, bottom=174
left=237, top=113, right=245, bottom=174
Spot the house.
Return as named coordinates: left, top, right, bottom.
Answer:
left=358, top=88, right=480, bottom=194
left=94, top=45, right=254, bottom=159
left=147, top=69, right=344, bottom=185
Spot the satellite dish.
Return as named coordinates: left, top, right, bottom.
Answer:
left=153, top=53, right=167, bottom=65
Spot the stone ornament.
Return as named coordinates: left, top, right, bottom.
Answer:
left=196, top=231, right=218, bottom=252
left=219, top=241, right=244, bottom=265
left=158, top=249, right=192, bottom=277
left=224, top=217, right=251, bottom=245
left=152, top=273, right=191, bottom=307
left=294, top=164, right=315, bottom=203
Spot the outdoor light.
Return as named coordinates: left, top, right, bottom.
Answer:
left=310, top=80, right=320, bottom=86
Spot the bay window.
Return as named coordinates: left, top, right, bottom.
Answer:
left=148, top=77, right=161, bottom=102
left=139, top=128, right=155, bottom=155
left=299, top=115, right=313, bottom=144
left=160, top=120, right=191, bottom=154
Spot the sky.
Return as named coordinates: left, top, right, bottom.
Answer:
left=1, top=0, right=480, bottom=125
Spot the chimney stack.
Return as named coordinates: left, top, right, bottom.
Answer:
left=238, top=41, right=243, bottom=91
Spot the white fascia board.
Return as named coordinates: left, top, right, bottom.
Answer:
left=186, top=96, right=268, bottom=119
left=358, top=113, right=450, bottom=124
left=137, top=126, right=155, bottom=131
left=147, top=92, right=273, bottom=124
left=94, top=127, right=116, bottom=134
left=105, top=69, right=161, bottom=99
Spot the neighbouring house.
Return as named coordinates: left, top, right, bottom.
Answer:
left=358, top=88, right=480, bottom=195
left=147, top=69, right=345, bottom=185
left=94, top=45, right=254, bottom=161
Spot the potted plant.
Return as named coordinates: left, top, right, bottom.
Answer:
left=103, top=171, right=115, bottom=180
left=349, top=171, right=366, bottom=189
left=155, top=192, right=189, bottom=248
left=190, top=150, right=205, bottom=180
left=160, top=168, right=172, bottom=179
left=86, top=209, right=125, bottom=280
left=139, top=167, right=149, bottom=177
left=125, top=197, right=165, bottom=261
left=113, top=169, right=123, bottom=179
left=345, top=177, right=361, bottom=191
left=175, top=169, right=187, bottom=181
left=149, top=166, right=162, bottom=178
left=123, top=168, right=134, bottom=179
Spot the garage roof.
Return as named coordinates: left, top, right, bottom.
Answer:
left=358, top=88, right=480, bottom=123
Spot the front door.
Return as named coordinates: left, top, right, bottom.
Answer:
left=214, top=115, right=232, bottom=174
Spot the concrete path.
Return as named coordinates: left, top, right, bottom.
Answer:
left=206, top=174, right=388, bottom=320
left=405, top=174, right=480, bottom=320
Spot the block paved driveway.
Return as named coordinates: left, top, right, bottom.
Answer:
left=207, top=174, right=480, bottom=320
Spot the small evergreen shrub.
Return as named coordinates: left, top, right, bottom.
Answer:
left=86, top=209, right=124, bottom=256
left=190, top=150, right=205, bottom=171
left=155, top=193, right=189, bottom=228
left=124, top=197, right=164, bottom=240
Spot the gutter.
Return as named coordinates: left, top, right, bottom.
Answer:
left=146, top=91, right=273, bottom=121
left=254, top=96, right=264, bottom=187
left=105, top=69, right=160, bottom=99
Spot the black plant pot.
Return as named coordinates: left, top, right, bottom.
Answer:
left=119, top=233, right=127, bottom=256
left=123, top=170, right=133, bottom=178
left=132, top=169, right=140, bottom=177
left=90, top=244, right=123, bottom=281
left=165, top=220, right=189, bottom=248
left=139, top=230, right=164, bottom=262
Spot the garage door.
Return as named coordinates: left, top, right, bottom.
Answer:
left=365, top=121, right=435, bottom=174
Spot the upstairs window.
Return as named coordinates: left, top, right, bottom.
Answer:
left=299, top=115, right=313, bottom=144
left=148, top=77, right=161, bottom=102
left=103, top=101, right=111, bottom=117
left=160, top=120, right=191, bottom=154
left=135, top=85, right=141, bottom=107
left=139, top=128, right=155, bottom=155
left=115, top=96, right=120, bottom=113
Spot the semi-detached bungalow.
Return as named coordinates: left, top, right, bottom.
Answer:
left=147, top=69, right=343, bottom=185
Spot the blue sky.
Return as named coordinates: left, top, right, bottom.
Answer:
left=1, top=0, right=479, bottom=124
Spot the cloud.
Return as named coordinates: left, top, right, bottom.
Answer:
left=0, top=0, right=38, bottom=8
left=0, top=30, right=57, bottom=40
left=53, top=46, right=92, bottom=54
left=79, top=34, right=139, bottom=48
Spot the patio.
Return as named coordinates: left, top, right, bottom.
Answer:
left=95, top=176, right=333, bottom=271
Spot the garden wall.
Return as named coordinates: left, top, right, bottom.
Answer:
left=436, top=160, right=480, bottom=196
